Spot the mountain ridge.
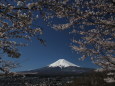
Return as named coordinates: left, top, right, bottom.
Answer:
left=20, top=59, right=94, bottom=76
left=48, top=59, right=80, bottom=68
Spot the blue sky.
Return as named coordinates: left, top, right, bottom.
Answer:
left=4, top=18, right=99, bottom=72
left=1, top=4, right=99, bottom=71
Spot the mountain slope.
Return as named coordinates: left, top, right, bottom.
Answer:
left=22, top=59, right=94, bottom=76
left=48, top=59, right=80, bottom=68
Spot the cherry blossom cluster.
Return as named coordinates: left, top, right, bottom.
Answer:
left=40, top=0, right=115, bottom=69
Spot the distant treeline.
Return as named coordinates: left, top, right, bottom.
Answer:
left=0, top=71, right=115, bottom=86
left=66, top=71, right=115, bottom=86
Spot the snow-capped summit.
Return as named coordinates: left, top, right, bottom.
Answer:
left=21, top=59, right=94, bottom=76
left=48, top=59, right=80, bottom=68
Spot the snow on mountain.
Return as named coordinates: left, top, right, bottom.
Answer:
left=48, top=59, right=80, bottom=68
left=20, top=59, right=94, bottom=76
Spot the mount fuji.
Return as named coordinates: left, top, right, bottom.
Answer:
left=22, top=59, right=94, bottom=76
left=48, top=59, right=80, bottom=68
